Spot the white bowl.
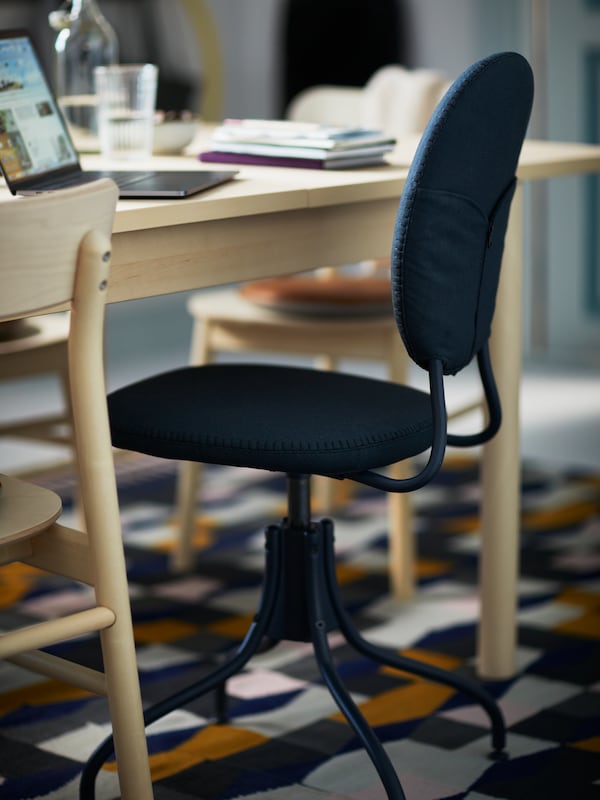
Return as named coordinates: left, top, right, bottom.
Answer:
left=153, top=118, right=198, bottom=154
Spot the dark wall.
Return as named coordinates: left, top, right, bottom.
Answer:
left=280, top=0, right=406, bottom=112
left=0, top=1, right=196, bottom=110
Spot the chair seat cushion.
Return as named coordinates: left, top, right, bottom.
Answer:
left=239, top=276, right=392, bottom=316
left=108, top=364, right=432, bottom=477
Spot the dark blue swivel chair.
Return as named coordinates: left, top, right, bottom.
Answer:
left=82, top=52, right=534, bottom=800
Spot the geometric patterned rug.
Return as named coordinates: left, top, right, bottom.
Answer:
left=1, top=455, right=599, bottom=799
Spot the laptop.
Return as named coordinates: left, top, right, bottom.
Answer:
left=0, top=30, right=237, bottom=198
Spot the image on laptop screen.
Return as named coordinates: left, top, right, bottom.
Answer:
left=0, top=33, right=79, bottom=183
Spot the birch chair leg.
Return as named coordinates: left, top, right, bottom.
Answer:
left=172, top=315, right=212, bottom=572
left=173, top=460, right=203, bottom=572
left=313, top=352, right=339, bottom=514
left=385, top=335, right=415, bottom=599
left=57, top=362, right=87, bottom=530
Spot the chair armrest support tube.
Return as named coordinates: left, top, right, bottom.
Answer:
left=349, top=359, right=447, bottom=493
left=447, top=343, right=501, bottom=447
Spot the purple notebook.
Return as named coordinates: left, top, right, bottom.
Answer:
left=199, top=150, right=388, bottom=170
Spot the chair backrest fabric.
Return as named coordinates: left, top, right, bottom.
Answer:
left=0, top=180, right=117, bottom=321
left=391, top=52, right=534, bottom=375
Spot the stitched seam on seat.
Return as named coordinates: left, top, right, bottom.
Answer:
left=112, top=421, right=432, bottom=454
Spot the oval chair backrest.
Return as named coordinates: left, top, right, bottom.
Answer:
left=361, top=65, right=449, bottom=137
left=287, top=85, right=364, bottom=126
left=391, top=52, right=534, bottom=375
left=0, top=180, right=118, bottom=321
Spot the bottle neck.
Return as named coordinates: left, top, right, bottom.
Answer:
left=62, top=0, right=119, bottom=63
left=70, top=0, right=101, bottom=18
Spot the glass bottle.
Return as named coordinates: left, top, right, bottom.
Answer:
left=49, top=0, right=118, bottom=150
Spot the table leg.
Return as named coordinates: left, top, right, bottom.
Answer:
left=478, top=184, right=523, bottom=679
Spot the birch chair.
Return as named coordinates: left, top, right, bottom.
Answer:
left=0, top=180, right=153, bottom=800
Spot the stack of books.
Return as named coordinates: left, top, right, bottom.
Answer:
left=199, top=119, right=396, bottom=170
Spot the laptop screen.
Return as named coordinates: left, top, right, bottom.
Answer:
left=0, top=32, right=79, bottom=184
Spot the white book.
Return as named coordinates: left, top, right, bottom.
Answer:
left=213, top=119, right=396, bottom=151
left=209, top=140, right=395, bottom=160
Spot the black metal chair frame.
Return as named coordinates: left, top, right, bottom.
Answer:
left=79, top=50, right=534, bottom=800
left=81, top=351, right=505, bottom=800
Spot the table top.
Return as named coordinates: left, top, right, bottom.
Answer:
left=2, top=134, right=598, bottom=306
left=74, top=136, right=600, bottom=235
left=0, top=135, right=598, bottom=235
left=88, top=153, right=408, bottom=234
